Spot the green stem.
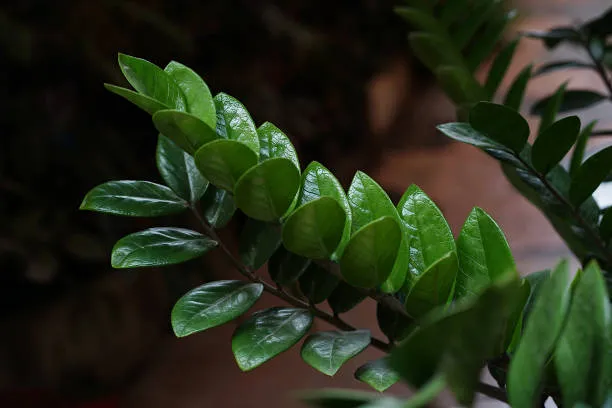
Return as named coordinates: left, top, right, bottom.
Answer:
left=402, top=375, right=446, bottom=408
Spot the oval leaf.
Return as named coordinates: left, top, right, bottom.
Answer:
left=235, top=158, right=301, bottom=222
left=531, top=116, right=581, bottom=174
left=340, top=217, right=401, bottom=289
left=569, top=145, right=612, bottom=206
left=104, top=84, right=168, bottom=115
left=194, top=139, right=258, bottom=192
left=156, top=135, right=208, bottom=203
left=282, top=197, right=346, bottom=259
left=299, top=263, right=340, bottom=305
left=485, top=39, right=519, bottom=98
left=268, top=246, right=311, bottom=286
left=257, top=122, right=300, bottom=169
left=153, top=110, right=217, bottom=155
left=301, top=330, right=371, bottom=376
left=111, top=227, right=217, bottom=268
left=232, top=307, right=313, bottom=371
left=377, top=302, right=413, bottom=343
left=327, top=282, right=367, bottom=315
left=469, top=102, right=530, bottom=153
left=80, top=180, right=188, bottom=217
left=355, top=358, right=400, bottom=392
left=171, top=280, right=263, bottom=337
left=214, top=92, right=259, bottom=156
left=503, top=64, right=532, bottom=111
left=456, top=207, right=517, bottom=299
left=531, top=89, right=607, bottom=116
left=200, top=185, right=236, bottom=228
left=239, top=219, right=282, bottom=270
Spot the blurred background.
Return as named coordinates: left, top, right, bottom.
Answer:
left=0, top=0, right=610, bottom=407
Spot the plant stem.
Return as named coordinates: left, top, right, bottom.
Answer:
left=583, top=35, right=612, bottom=100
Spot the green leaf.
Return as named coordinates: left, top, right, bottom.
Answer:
left=555, top=261, right=611, bottom=407
left=536, top=83, right=567, bottom=137
left=152, top=110, right=217, bottom=155
left=523, top=27, right=581, bottom=49
left=298, top=389, right=379, bottom=408
left=532, top=116, right=581, bottom=174
left=600, top=207, right=612, bottom=242
left=164, top=61, right=216, bottom=129
left=531, top=89, right=607, bottom=116
left=327, top=282, right=367, bottom=315
left=453, top=0, right=501, bottom=51
left=299, top=263, right=340, bottom=304
left=465, top=9, right=517, bottom=72
left=376, top=302, right=413, bottom=343
left=569, top=145, right=612, bottom=206
left=340, top=217, right=401, bottom=289
left=469, top=102, right=530, bottom=153
left=503, top=279, right=532, bottom=354
left=156, top=135, right=208, bottom=203
left=234, top=158, right=301, bottom=222
left=404, top=252, right=458, bottom=318
left=80, top=180, right=188, bottom=217
left=583, top=8, right=612, bottom=37
left=503, top=64, right=533, bottom=111
left=232, top=307, right=313, bottom=371
left=214, top=92, right=259, bottom=156
left=111, top=227, right=217, bottom=268
left=194, top=139, right=258, bottom=192
left=239, top=219, right=282, bottom=270
left=301, top=330, right=370, bottom=376
left=257, top=122, right=300, bottom=169
left=485, top=39, right=519, bottom=98
left=533, top=60, right=594, bottom=77
left=408, top=32, right=462, bottom=73
left=282, top=197, right=346, bottom=259
left=268, top=246, right=311, bottom=286
left=400, top=376, right=447, bottom=408
left=171, top=280, right=263, bottom=337
left=354, top=358, right=400, bottom=392
left=117, top=53, right=186, bottom=110
left=456, top=208, right=516, bottom=298
left=200, top=185, right=236, bottom=228
left=569, top=120, right=597, bottom=177
left=507, top=260, right=571, bottom=408
left=104, top=84, right=168, bottom=115
left=434, top=65, right=485, bottom=105
left=397, top=185, right=455, bottom=282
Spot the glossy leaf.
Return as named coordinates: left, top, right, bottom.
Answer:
left=404, top=252, right=457, bottom=318
left=117, top=53, right=186, bottom=110
left=327, top=282, right=367, bottom=315
left=536, top=83, right=567, bottom=137
left=503, top=64, right=532, bottom=111
left=164, top=61, right=216, bottom=129
left=104, top=84, right=168, bottom=115
left=569, top=120, right=597, bottom=177
left=111, top=227, right=217, bottom=268
left=507, top=260, right=571, bottom=408
left=200, top=185, right=236, bottom=228
left=376, top=302, right=413, bottom=343
left=533, top=60, right=593, bottom=77
left=282, top=197, right=346, bottom=259
left=299, top=263, right=340, bottom=304
left=570, top=145, right=612, bottom=206
left=153, top=110, right=217, bottom=155
left=171, top=280, right=263, bottom=337
left=340, top=217, right=401, bottom=289
left=456, top=208, right=516, bottom=298
left=301, top=330, right=370, bottom=376
left=531, top=116, right=581, bottom=174
left=469, top=102, right=529, bottom=153
left=156, top=135, right=208, bottom=203
left=268, top=246, right=311, bottom=286
left=234, top=158, right=301, bottom=222
left=232, top=307, right=313, bottom=371
left=354, top=358, right=400, bottom=392
left=257, top=122, right=299, bottom=169
left=531, top=89, right=607, bottom=116
left=194, top=139, right=258, bottom=192
left=239, top=219, right=282, bottom=270
left=485, top=39, right=519, bottom=98
left=214, top=92, right=259, bottom=156
left=555, top=261, right=611, bottom=407
left=80, top=180, right=188, bottom=217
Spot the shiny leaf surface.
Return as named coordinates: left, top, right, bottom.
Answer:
left=200, top=185, right=236, bottom=228
left=570, top=145, right=612, bottom=206
left=104, top=84, right=168, bottom=115
left=194, top=139, right=258, bottom=192
left=532, top=116, right=581, bottom=174
left=214, top=92, right=259, bottom=156
left=268, top=246, right=311, bottom=286
left=327, top=282, right=367, bottom=315
left=153, top=110, right=217, bottom=155
left=257, top=122, right=299, bottom=169
left=354, top=358, right=400, bottom=392
left=239, top=219, right=282, bottom=270
left=301, top=330, right=371, bottom=376
left=469, top=102, right=529, bottom=153
left=299, top=263, right=340, bottom=304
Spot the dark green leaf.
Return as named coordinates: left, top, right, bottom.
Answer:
left=453, top=0, right=501, bottom=51
left=531, top=90, right=607, bottom=116
left=104, top=84, right=168, bottom=115
left=354, top=358, right=400, bottom=392
left=200, top=185, right=236, bottom=228
left=232, top=307, right=313, bottom=371
left=156, top=135, right=208, bottom=203
left=327, top=282, right=367, bottom=315
left=485, top=39, right=519, bottom=98
left=456, top=207, right=517, bottom=299
left=299, top=263, right=340, bottom=304
left=171, top=280, right=263, bottom=337
left=394, top=7, right=445, bottom=37
left=111, top=227, right=217, bottom=268
left=301, top=330, right=370, bottom=376
left=600, top=207, right=612, bottom=242
left=377, top=302, right=413, bottom=343
left=117, top=53, right=186, bottom=110
left=239, top=219, right=282, bottom=270
left=503, top=64, right=533, bottom=111
left=507, top=260, right=571, bottom=408
left=523, top=27, right=581, bottom=49
left=214, top=92, right=259, bottom=156
left=400, top=376, right=446, bottom=408
left=234, top=158, right=301, bottom=222
left=80, top=180, right=188, bottom=217
left=194, top=139, right=258, bottom=192
left=570, top=120, right=597, bottom=177
left=340, top=217, right=401, bottom=289
left=404, top=252, right=457, bottom=318
left=503, top=279, right=531, bottom=354
left=299, top=389, right=379, bottom=408
left=164, top=61, right=216, bottom=129
left=268, top=246, right=311, bottom=286
left=536, top=83, right=568, bottom=137
left=532, top=116, right=581, bottom=174
left=583, top=7, right=612, bottom=37
left=569, top=145, right=612, bottom=206
left=533, top=60, right=594, bottom=77
left=408, top=32, right=462, bottom=73
left=469, top=102, right=530, bottom=153
left=152, top=110, right=217, bottom=155
left=555, top=261, right=611, bottom=407
left=257, top=122, right=300, bottom=169
left=434, top=65, right=485, bottom=105
left=465, top=8, right=517, bottom=72
left=282, top=197, right=346, bottom=259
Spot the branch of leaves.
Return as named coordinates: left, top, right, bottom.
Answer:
left=438, top=101, right=612, bottom=272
